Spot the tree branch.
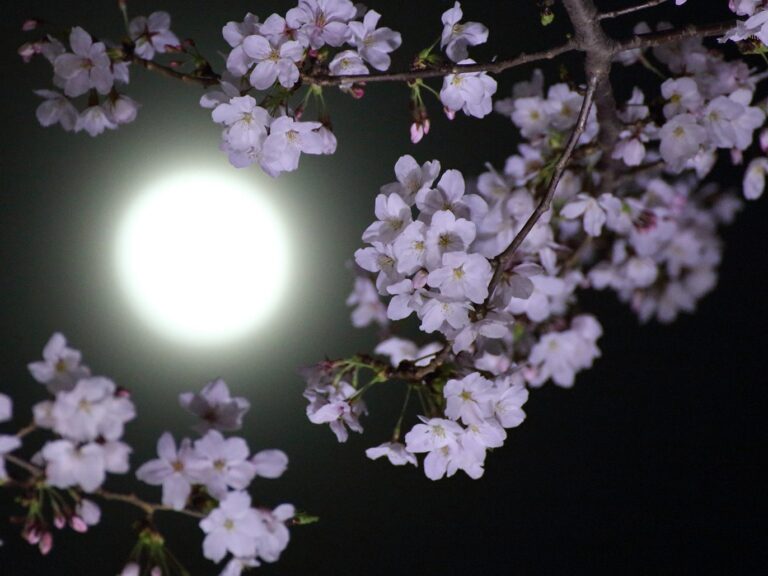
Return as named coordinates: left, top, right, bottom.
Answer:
left=131, top=56, right=220, bottom=87
left=301, top=40, right=578, bottom=86
left=486, top=75, right=599, bottom=297
left=615, top=20, right=736, bottom=52
left=3, top=453, right=204, bottom=519
left=598, top=0, right=668, bottom=21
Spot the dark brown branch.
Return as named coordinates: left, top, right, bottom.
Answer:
left=97, top=489, right=205, bottom=519
left=131, top=56, right=220, bottom=87
left=301, top=40, right=578, bottom=86
left=616, top=20, right=737, bottom=52
left=598, top=0, right=668, bottom=20
left=486, top=75, right=599, bottom=296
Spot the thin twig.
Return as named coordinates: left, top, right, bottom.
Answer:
left=4, top=453, right=41, bottom=476
left=598, top=0, right=668, bottom=21
left=96, top=489, right=205, bottom=519
left=486, top=75, right=599, bottom=297
left=16, top=422, right=37, bottom=439
left=131, top=56, right=220, bottom=87
left=3, top=453, right=204, bottom=519
left=301, top=40, right=578, bottom=86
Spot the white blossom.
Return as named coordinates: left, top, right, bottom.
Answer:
left=129, top=12, right=180, bottom=60
left=347, top=10, right=401, bottom=71
left=54, top=27, right=113, bottom=97
left=440, top=2, right=489, bottom=62
left=179, top=378, right=250, bottom=433
left=28, top=332, right=90, bottom=393
left=200, top=491, right=265, bottom=563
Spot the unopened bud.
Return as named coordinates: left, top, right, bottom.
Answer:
left=25, top=527, right=41, bottom=545
left=53, top=515, right=66, bottom=530
left=70, top=515, right=88, bottom=533
left=759, top=128, right=768, bottom=154
left=22, top=19, right=40, bottom=32
left=39, top=532, right=53, bottom=556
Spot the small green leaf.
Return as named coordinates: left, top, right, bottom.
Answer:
left=294, top=512, right=320, bottom=525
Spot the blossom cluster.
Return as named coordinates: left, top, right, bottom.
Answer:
left=28, top=333, right=136, bottom=494
left=312, top=23, right=766, bottom=479
left=0, top=334, right=296, bottom=575
left=21, top=12, right=179, bottom=136
left=202, top=0, right=402, bottom=175
left=136, top=377, right=293, bottom=574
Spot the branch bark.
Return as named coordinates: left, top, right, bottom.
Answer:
left=486, top=75, right=599, bottom=296
left=598, top=0, right=668, bottom=20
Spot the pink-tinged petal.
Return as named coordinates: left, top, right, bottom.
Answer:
left=69, top=27, right=92, bottom=57
left=157, top=432, right=177, bottom=462
left=54, top=54, right=84, bottom=79
left=242, top=35, right=272, bottom=60
left=147, top=11, right=172, bottom=32
left=250, top=60, right=278, bottom=90
left=162, top=474, right=191, bottom=510
left=135, top=459, right=170, bottom=485
left=202, top=531, right=229, bottom=563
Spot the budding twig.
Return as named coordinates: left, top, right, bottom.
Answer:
left=598, top=0, right=668, bottom=21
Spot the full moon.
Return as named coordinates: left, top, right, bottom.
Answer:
left=115, top=170, right=290, bottom=346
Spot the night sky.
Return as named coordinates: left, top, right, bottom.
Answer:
left=1, top=1, right=767, bottom=574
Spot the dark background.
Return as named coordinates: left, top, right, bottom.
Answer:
left=1, top=1, right=766, bottom=574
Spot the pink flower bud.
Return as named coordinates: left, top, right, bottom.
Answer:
left=39, top=532, right=53, bottom=556
left=17, top=42, right=39, bottom=63
left=759, top=128, right=768, bottom=154
left=70, top=515, right=88, bottom=533
left=730, top=148, right=743, bottom=166
left=25, top=527, right=41, bottom=545
left=22, top=19, right=40, bottom=32
left=150, top=567, right=163, bottom=576
left=53, top=515, right=66, bottom=530
left=410, top=122, right=424, bottom=144
left=444, top=107, right=456, bottom=120
left=350, top=86, right=365, bottom=99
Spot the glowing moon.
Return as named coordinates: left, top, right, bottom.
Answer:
left=116, top=171, right=290, bottom=345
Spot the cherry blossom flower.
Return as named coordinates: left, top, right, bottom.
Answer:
left=179, top=378, right=251, bottom=433
left=42, top=440, right=107, bottom=492
left=443, top=373, right=495, bottom=425
left=193, top=430, right=258, bottom=499
left=253, top=504, right=294, bottom=563
left=135, top=433, right=206, bottom=510
left=53, top=27, right=113, bottom=97
left=365, top=442, right=418, bottom=466
left=347, top=10, right=402, bottom=71
left=440, top=2, right=489, bottom=62
left=28, top=332, right=90, bottom=393
left=286, top=0, right=357, bottom=49
left=440, top=60, right=497, bottom=119
left=50, top=376, right=135, bottom=442
left=427, top=251, right=492, bottom=304
left=34, top=90, right=78, bottom=132
left=243, top=36, right=304, bottom=90
left=129, top=12, right=180, bottom=60
left=346, top=276, right=388, bottom=328
left=260, top=116, right=325, bottom=177
left=76, top=105, right=117, bottom=137
left=223, top=13, right=261, bottom=76
left=199, top=491, right=266, bottom=563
